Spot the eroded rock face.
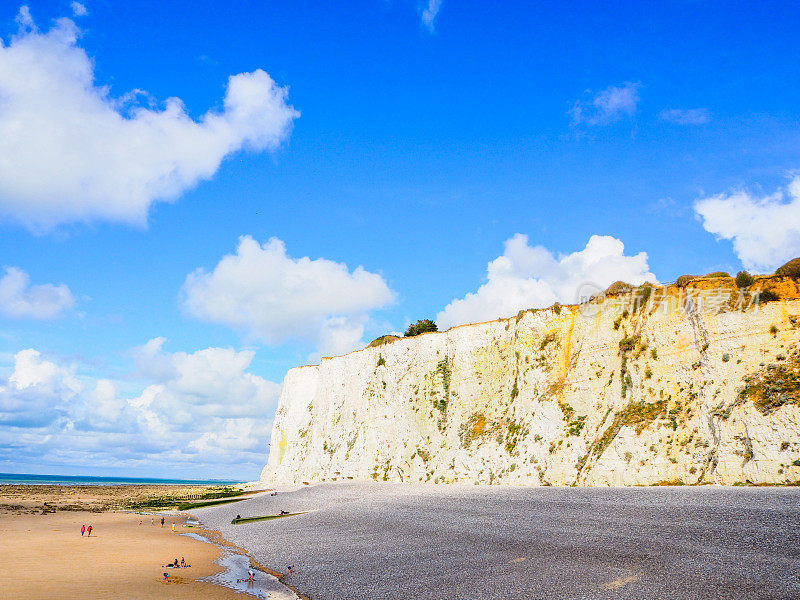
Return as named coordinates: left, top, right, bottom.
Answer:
left=262, top=290, right=800, bottom=487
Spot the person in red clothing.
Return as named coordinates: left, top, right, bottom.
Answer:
left=87, top=524, right=93, bottom=536
left=80, top=524, right=85, bottom=536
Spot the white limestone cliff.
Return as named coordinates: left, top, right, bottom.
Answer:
left=262, top=279, right=800, bottom=486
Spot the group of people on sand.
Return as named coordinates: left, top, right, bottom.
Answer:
left=162, top=556, right=190, bottom=581
left=166, top=557, right=189, bottom=568
left=80, top=524, right=92, bottom=536
left=138, top=516, right=175, bottom=531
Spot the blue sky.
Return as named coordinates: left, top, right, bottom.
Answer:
left=1, top=0, right=799, bottom=479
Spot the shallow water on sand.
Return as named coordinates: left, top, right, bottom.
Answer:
left=181, top=532, right=296, bottom=599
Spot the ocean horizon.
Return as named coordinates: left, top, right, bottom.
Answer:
left=0, top=472, right=243, bottom=486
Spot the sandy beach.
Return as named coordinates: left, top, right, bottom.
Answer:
left=0, top=485, right=294, bottom=600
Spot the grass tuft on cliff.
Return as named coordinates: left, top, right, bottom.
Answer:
left=369, top=335, right=400, bottom=347
left=605, top=281, right=633, bottom=295
left=775, top=257, right=800, bottom=279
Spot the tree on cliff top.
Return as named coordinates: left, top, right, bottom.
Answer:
left=405, top=319, right=438, bottom=337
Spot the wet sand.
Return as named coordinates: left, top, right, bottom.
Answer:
left=0, top=485, right=295, bottom=600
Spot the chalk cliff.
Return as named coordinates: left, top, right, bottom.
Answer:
left=262, top=277, right=800, bottom=486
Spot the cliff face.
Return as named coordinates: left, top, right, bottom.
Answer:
left=262, top=280, right=800, bottom=486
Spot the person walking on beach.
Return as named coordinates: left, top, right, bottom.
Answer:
left=161, top=516, right=165, bottom=527
left=80, top=524, right=85, bottom=536
left=87, top=525, right=92, bottom=536
left=171, top=523, right=175, bottom=532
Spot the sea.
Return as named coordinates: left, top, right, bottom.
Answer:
left=0, top=472, right=242, bottom=486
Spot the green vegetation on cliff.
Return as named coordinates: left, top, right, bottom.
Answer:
left=740, top=353, right=800, bottom=414
left=405, top=319, right=438, bottom=337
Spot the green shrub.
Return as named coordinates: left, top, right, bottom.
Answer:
left=704, top=271, right=731, bottom=278
left=722, top=353, right=730, bottom=362
left=735, top=271, right=755, bottom=288
left=675, top=275, right=696, bottom=287
left=759, top=289, right=780, bottom=303
left=405, top=319, right=438, bottom=337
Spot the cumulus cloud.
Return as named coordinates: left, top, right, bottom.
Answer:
left=181, top=236, right=396, bottom=353
left=0, top=341, right=280, bottom=478
left=694, top=176, right=800, bottom=271
left=659, top=108, right=710, bottom=125
left=0, top=266, right=75, bottom=319
left=437, top=234, right=656, bottom=329
left=421, top=0, right=443, bottom=32
left=569, top=82, right=640, bottom=127
left=0, top=349, right=81, bottom=427
left=0, top=8, right=298, bottom=230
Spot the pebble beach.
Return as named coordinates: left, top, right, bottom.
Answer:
left=194, top=482, right=800, bottom=600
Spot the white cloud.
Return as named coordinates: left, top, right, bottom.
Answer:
left=694, top=175, right=800, bottom=271
left=0, top=341, right=280, bottom=478
left=15, top=5, right=33, bottom=28
left=70, top=2, right=87, bottom=17
left=181, top=236, right=396, bottom=353
left=659, top=108, right=710, bottom=125
left=569, top=82, right=640, bottom=127
left=317, top=314, right=369, bottom=358
left=0, top=8, right=298, bottom=230
left=437, top=234, right=656, bottom=329
left=421, top=0, right=443, bottom=32
left=0, top=266, right=75, bottom=319
left=0, top=349, right=81, bottom=427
